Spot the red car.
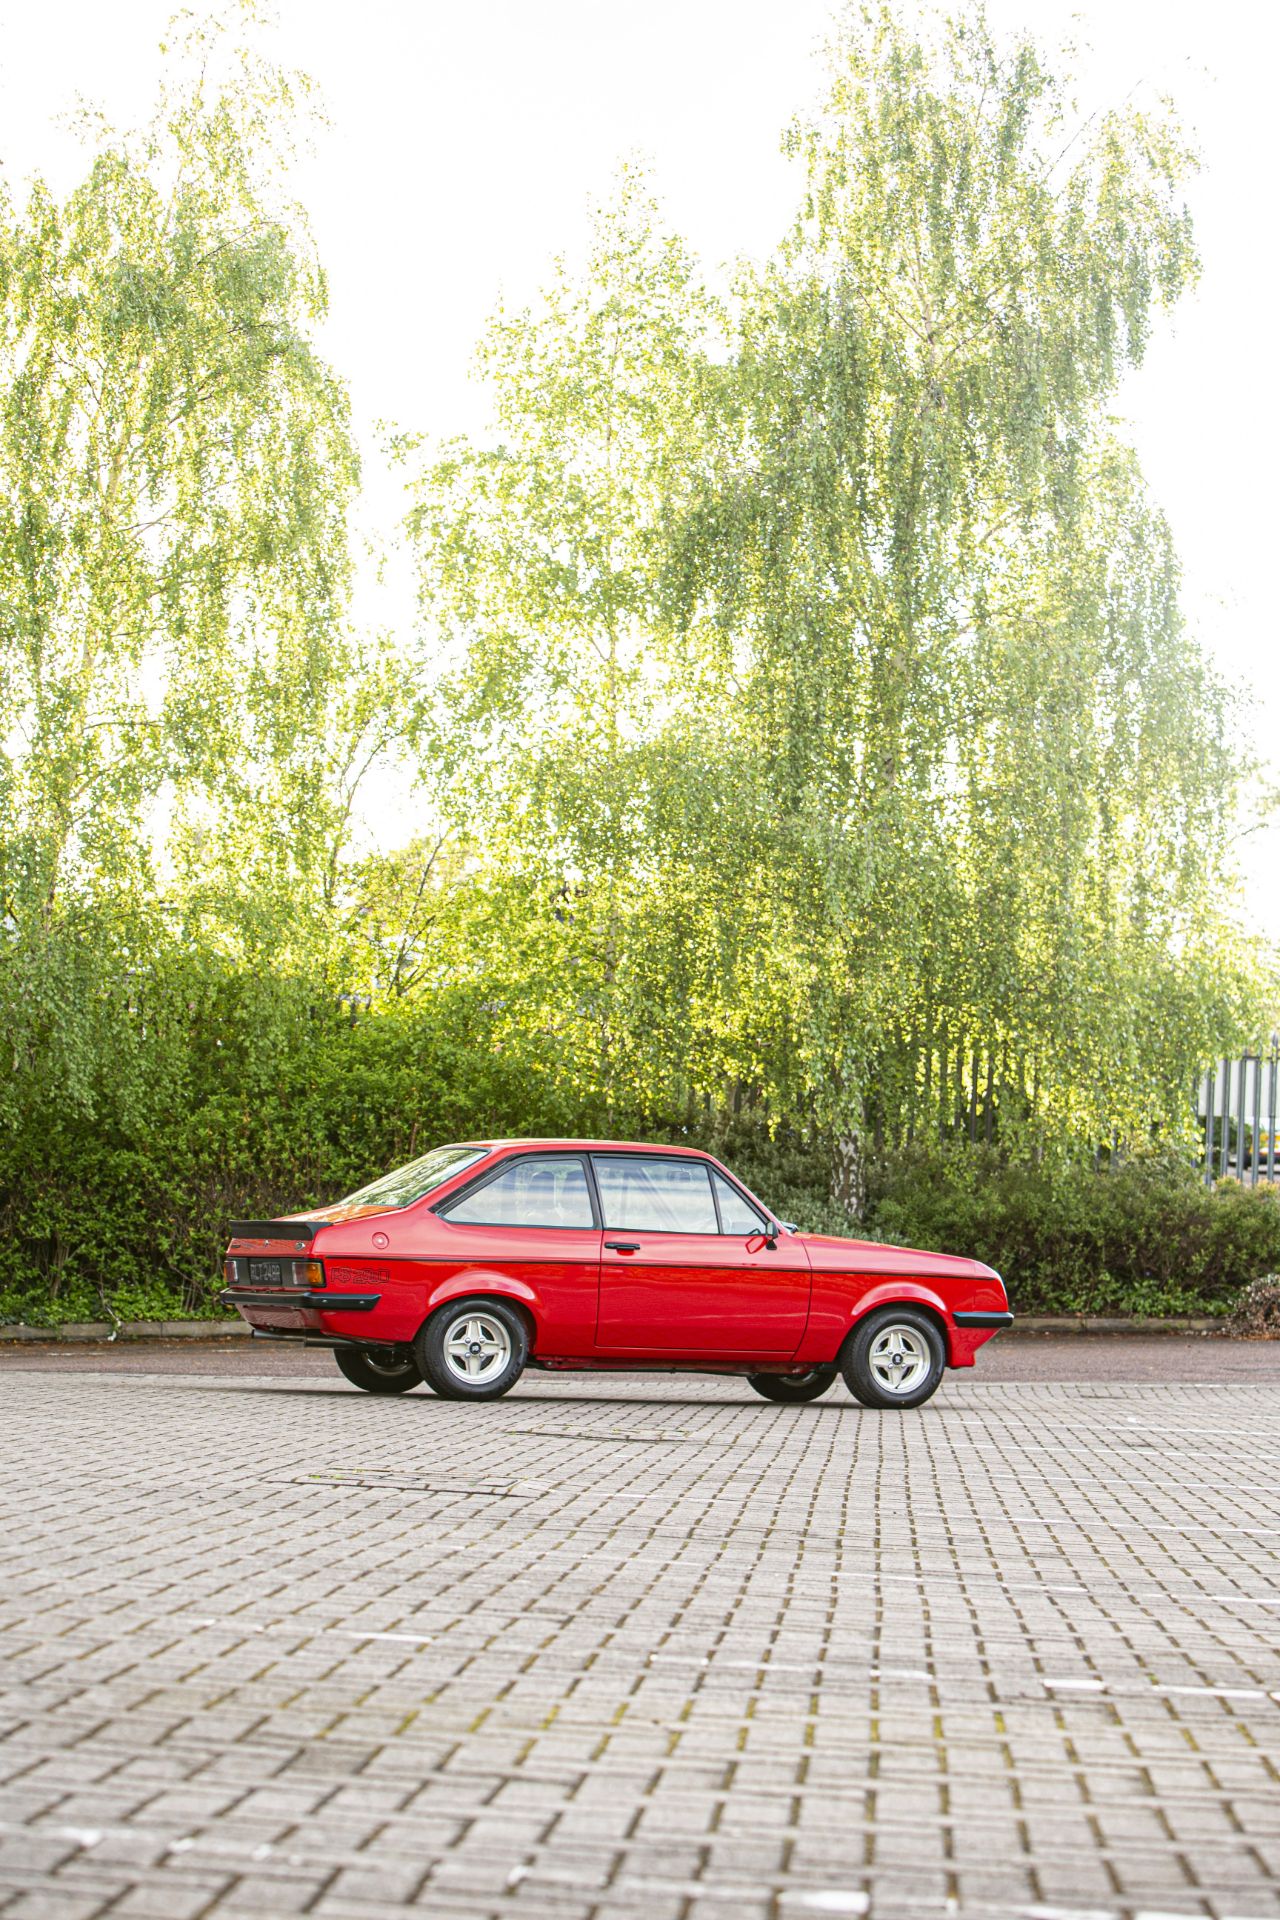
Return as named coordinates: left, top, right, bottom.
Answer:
left=220, top=1139, right=1012, bottom=1408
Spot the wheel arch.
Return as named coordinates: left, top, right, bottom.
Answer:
left=843, top=1286, right=955, bottom=1365
left=418, top=1274, right=539, bottom=1350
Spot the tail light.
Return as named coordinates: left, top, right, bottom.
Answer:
left=226, top=1257, right=326, bottom=1290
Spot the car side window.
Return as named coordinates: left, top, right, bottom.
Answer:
left=593, top=1156, right=718, bottom=1234
left=712, top=1171, right=767, bottom=1235
left=440, top=1155, right=595, bottom=1229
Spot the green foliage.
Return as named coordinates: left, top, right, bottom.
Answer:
left=653, top=1114, right=866, bottom=1239
left=401, top=6, right=1258, bottom=1153
left=0, top=7, right=362, bottom=1136
left=866, top=1147, right=1280, bottom=1315
left=0, top=6, right=1273, bottom=1328
left=5, top=1030, right=1273, bottom=1323
left=0, top=958, right=586, bottom=1326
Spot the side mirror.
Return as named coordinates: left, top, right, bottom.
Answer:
left=761, top=1219, right=780, bottom=1249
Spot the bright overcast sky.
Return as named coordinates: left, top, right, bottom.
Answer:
left=1, top=0, right=1277, bottom=934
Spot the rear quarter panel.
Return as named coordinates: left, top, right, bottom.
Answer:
left=310, top=1212, right=599, bottom=1354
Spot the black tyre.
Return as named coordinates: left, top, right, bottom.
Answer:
left=747, top=1367, right=839, bottom=1404
left=333, top=1347, right=423, bottom=1395
left=415, top=1297, right=529, bottom=1401
left=840, top=1307, right=946, bottom=1410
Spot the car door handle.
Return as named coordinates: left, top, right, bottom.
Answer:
left=604, top=1241, right=641, bottom=1254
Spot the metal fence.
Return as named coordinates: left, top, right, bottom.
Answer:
left=1198, top=1040, right=1280, bottom=1187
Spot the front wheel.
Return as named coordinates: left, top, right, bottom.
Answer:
left=415, top=1297, right=529, bottom=1401
left=841, top=1308, right=946, bottom=1410
left=333, top=1347, right=423, bottom=1395
left=747, top=1368, right=839, bottom=1404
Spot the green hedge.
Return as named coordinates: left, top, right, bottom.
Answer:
left=3, top=985, right=1277, bottom=1325
left=0, top=986, right=587, bottom=1326
left=864, top=1146, right=1280, bottom=1317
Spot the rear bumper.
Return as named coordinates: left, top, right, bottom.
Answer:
left=952, top=1310, right=1015, bottom=1330
left=219, top=1288, right=382, bottom=1313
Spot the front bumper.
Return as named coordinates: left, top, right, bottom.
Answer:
left=219, top=1287, right=382, bottom=1313
left=952, top=1310, right=1015, bottom=1329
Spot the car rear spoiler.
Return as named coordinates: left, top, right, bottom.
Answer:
left=229, top=1220, right=330, bottom=1242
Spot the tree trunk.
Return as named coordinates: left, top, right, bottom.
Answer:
left=831, top=1131, right=866, bottom=1221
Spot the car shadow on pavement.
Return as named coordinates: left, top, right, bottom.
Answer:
left=179, top=1381, right=870, bottom=1413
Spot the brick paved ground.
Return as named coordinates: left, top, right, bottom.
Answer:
left=2, top=1351, right=1278, bottom=1920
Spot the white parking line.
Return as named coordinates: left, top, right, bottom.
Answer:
left=191, top=1616, right=433, bottom=1646
left=1124, top=1418, right=1280, bottom=1441
left=1006, top=1517, right=1280, bottom=1535
left=1144, top=1524, right=1280, bottom=1535
left=646, top=1653, right=937, bottom=1683
left=873, top=1569, right=1091, bottom=1596
left=1044, top=1677, right=1280, bottom=1703
left=507, top=1865, right=870, bottom=1910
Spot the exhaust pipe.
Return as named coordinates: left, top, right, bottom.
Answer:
left=250, top=1328, right=375, bottom=1353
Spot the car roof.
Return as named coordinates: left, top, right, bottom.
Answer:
left=463, top=1139, right=716, bottom=1158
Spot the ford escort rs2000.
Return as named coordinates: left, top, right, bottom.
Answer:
left=220, top=1140, right=1012, bottom=1407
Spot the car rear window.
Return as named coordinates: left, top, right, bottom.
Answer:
left=339, top=1145, right=488, bottom=1211
left=440, top=1155, right=595, bottom=1229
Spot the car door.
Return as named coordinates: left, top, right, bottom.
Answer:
left=433, top=1151, right=602, bottom=1355
left=592, top=1153, right=811, bottom=1355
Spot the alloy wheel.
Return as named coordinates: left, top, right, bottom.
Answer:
left=362, top=1351, right=417, bottom=1379
left=442, top=1313, right=513, bottom=1385
left=866, top=1324, right=930, bottom=1396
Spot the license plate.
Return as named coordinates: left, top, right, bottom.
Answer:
left=249, top=1258, right=289, bottom=1287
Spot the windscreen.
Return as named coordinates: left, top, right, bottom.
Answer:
left=339, top=1145, right=488, bottom=1211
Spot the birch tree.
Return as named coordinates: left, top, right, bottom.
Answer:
left=407, top=6, right=1253, bottom=1165
left=0, top=10, right=359, bottom=1111
left=404, top=167, right=719, bottom=1116
left=675, top=5, right=1245, bottom=1159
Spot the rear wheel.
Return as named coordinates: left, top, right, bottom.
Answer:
left=415, top=1297, right=528, bottom=1401
left=333, top=1347, right=423, bottom=1395
left=841, top=1307, right=946, bottom=1410
left=747, top=1367, right=838, bottom=1404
